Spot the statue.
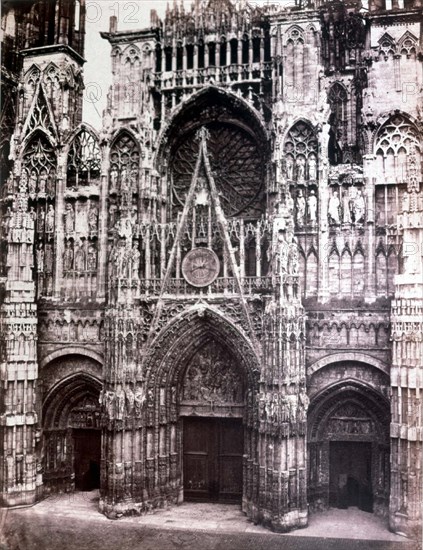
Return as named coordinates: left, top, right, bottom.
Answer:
left=134, top=384, right=145, bottom=416
left=45, top=244, right=53, bottom=273
left=307, top=190, right=317, bottom=225
left=296, top=156, right=305, bottom=183
left=38, top=171, right=47, bottom=194
left=110, top=168, right=118, bottom=189
left=74, top=240, right=86, bottom=272
left=288, top=240, right=299, bottom=275
left=342, top=189, right=351, bottom=223
left=37, top=207, right=45, bottom=233
left=36, top=243, right=44, bottom=272
left=125, top=385, right=135, bottom=415
left=105, top=391, right=115, bottom=419
left=285, top=156, right=294, bottom=180
left=351, top=187, right=365, bottom=223
left=63, top=241, right=74, bottom=272
left=87, top=243, right=97, bottom=271
left=296, top=190, right=306, bottom=226
left=45, top=204, right=55, bottom=232
left=131, top=243, right=140, bottom=279
left=328, top=189, right=341, bottom=224
left=308, top=154, right=317, bottom=180
left=64, top=203, right=75, bottom=233
left=115, top=384, right=125, bottom=420
left=28, top=171, right=37, bottom=193
left=76, top=203, right=88, bottom=234
left=88, top=203, right=99, bottom=233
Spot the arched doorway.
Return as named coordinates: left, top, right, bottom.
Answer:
left=308, top=380, right=390, bottom=517
left=140, top=307, right=259, bottom=512
left=180, top=339, right=245, bottom=503
left=43, top=370, right=102, bottom=493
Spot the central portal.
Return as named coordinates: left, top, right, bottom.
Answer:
left=183, top=417, right=243, bottom=503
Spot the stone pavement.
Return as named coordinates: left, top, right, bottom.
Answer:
left=1, top=491, right=419, bottom=550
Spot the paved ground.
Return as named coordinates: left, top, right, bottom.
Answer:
left=1, top=491, right=419, bottom=550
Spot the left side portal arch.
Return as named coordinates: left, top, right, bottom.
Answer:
left=42, top=355, right=102, bottom=494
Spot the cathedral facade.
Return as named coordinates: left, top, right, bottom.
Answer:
left=0, top=0, right=422, bottom=540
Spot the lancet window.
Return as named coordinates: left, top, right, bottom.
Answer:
left=67, top=129, right=101, bottom=187
left=328, top=83, right=349, bottom=165
left=109, top=132, right=140, bottom=193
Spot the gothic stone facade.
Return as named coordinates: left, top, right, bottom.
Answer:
left=0, top=0, right=422, bottom=541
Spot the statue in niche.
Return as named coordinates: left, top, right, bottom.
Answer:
left=76, top=203, right=88, bottom=234
left=342, top=189, right=351, bottom=223
left=351, top=187, right=365, bottom=224
left=63, top=241, right=74, bottom=271
left=28, top=171, right=37, bottom=194
left=109, top=204, right=118, bottom=228
left=298, top=392, right=309, bottom=423
left=64, top=203, right=75, bottom=233
left=130, top=167, right=138, bottom=188
left=288, top=240, right=299, bottom=275
left=286, top=394, right=298, bottom=423
left=280, top=395, right=289, bottom=422
left=44, top=243, right=53, bottom=273
left=45, top=204, right=55, bottom=232
left=296, top=156, right=305, bottom=183
left=110, top=168, right=118, bottom=189
left=115, top=384, right=125, bottom=420
left=125, top=384, right=135, bottom=415
left=88, top=202, right=99, bottom=233
left=87, top=243, right=97, bottom=271
left=27, top=207, right=36, bottom=229
left=285, top=156, right=294, bottom=180
left=120, top=167, right=129, bottom=191
left=74, top=240, right=86, bottom=272
left=308, top=154, right=317, bottom=180
left=131, top=243, right=140, bottom=279
left=276, top=230, right=290, bottom=274
left=296, top=190, right=306, bottom=227
left=37, top=207, right=45, bottom=233
left=307, top=190, right=317, bottom=225
left=38, top=171, right=47, bottom=194
left=328, top=189, right=341, bottom=224
left=402, top=192, right=410, bottom=213
left=104, top=391, right=115, bottom=419
left=47, top=170, right=55, bottom=195
left=36, top=243, right=44, bottom=272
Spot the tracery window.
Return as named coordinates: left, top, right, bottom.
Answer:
left=67, top=129, right=101, bottom=187
left=22, top=133, right=56, bottom=195
left=109, top=132, right=140, bottom=192
left=375, top=115, right=421, bottom=184
left=283, top=121, right=318, bottom=183
left=171, top=122, right=264, bottom=219
left=328, top=83, right=348, bottom=165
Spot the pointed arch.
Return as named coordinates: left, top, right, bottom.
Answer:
left=66, top=125, right=101, bottom=187
left=283, top=120, right=318, bottom=183
left=109, top=129, right=141, bottom=193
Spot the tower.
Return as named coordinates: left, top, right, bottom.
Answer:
left=0, top=0, right=86, bottom=506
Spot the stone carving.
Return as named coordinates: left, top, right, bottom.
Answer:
left=308, top=154, right=317, bottom=180
left=88, top=202, right=99, bottom=233
left=296, top=156, right=305, bottom=183
left=182, top=342, right=243, bottom=404
left=64, top=203, right=75, bottom=233
left=63, top=240, right=74, bottom=271
left=74, top=240, right=86, bottom=272
left=45, top=204, right=55, bottom=232
left=87, top=243, right=97, bottom=272
left=37, top=207, right=45, bottom=233
left=350, top=187, right=365, bottom=224
left=307, top=190, right=317, bottom=225
left=296, top=190, right=306, bottom=227
left=76, top=203, right=88, bottom=234
left=36, top=243, right=44, bottom=272
left=328, top=189, right=341, bottom=224
left=131, top=243, right=140, bottom=279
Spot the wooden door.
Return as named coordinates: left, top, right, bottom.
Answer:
left=73, top=429, right=101, bottom=491
left=183, top=417, right=243, bottom=502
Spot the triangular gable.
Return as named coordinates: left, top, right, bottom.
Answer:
left=21, top=81, right=57, bottom=141
left=145, top=126, right=258, bottom=348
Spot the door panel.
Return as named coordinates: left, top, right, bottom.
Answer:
left=74, top=429, right=101, bottom=491
left=183, top=417, right=243, bottom=502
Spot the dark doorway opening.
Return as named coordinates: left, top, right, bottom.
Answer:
left=183, top=417, right=243, bottom=503
left=329, top=441, right=373, bottom=512
left=73, top=429, right=101, bottom=491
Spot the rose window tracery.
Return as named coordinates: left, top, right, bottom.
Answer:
left=171, top=122, right=264, bottom=219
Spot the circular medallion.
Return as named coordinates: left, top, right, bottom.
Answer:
left=182, top=248, right=220, bottom=288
